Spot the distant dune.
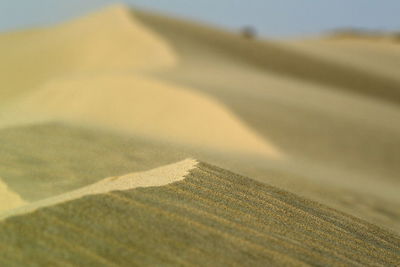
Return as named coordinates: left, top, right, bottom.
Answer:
left=0, top=5, right=280, bottom=158
left=0, top=3, right=399, bottom=266
left=3, top=73, right=281, bottom=157
left=0, top=5, right=176, bottom=102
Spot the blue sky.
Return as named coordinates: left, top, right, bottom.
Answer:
left=0, top=0, right=399, bottom=37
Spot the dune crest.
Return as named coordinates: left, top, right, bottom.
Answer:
left=0, top=4, right=177, bottom=101
left=1, top=162, right=399, bottom=266
left=0, top=159, right=198, bottom=220
left=58, top=4, right=177, bottom=70
left=4, top=73, right=282, bottom=157
left=0, top=178, right=26, bottom=212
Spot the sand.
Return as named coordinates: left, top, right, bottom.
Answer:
left=0, top=162, right=398, bottom=266
left=0, top=178, right=26, bottom=212
left=0, top=159, right=197, bottom=219
left=0, top=5, right=281, bottom=158
left=2, top=73, right=281, bottom=157
left=284, top=38, right=400, bottom=82
left=0, top=4, right=399, bottom=266
left=134, top=9, right=400, bottom=231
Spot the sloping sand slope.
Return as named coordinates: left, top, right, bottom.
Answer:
left=0, top=162, right=398, bottom=266
left=0, top=159, right=197, bottom=219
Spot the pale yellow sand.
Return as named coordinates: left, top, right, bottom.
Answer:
left=0, top=159, right=197, bottom=220
left=0, top=4, right=176, bottom=102
left=1, top=73, right=281, bottom=157
left=0, top=5, right=281, bottom=158
left=0, top=178, right=26, bottom=212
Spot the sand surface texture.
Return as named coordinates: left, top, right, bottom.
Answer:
left=0, top=162, right=399, bottom=266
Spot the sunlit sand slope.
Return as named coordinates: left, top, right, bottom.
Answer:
left=0, top=5, right=281, bottom=158
left=0, top=162, right=399, bottom=266
left=0, top=5, right=176, bottom=102
left=3, top=73, right=281, bottom=157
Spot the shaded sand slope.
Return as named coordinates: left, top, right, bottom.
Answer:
left=134, top=11, right=400, bottom=105
left=131, top=10, right=400, bottom=233
left=0, top=5, right=176, bottom=102
left=0, top=162, right=399, bottom=266
left=134, top=10, right=400, bottom=183
left=285, top=38, right=400, bottom=81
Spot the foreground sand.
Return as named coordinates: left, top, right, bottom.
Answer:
left=0, top=159, right=197, bottom=220
left=0, top=162, right=399, bottom=266
left=0, top=4, right=399, bottom=266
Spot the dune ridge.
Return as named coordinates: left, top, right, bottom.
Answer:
left=0, top=159, right=197, bottom=220
left=2, top=73, right=282, bottom=157
left=0, top=5, right=281, bottom=158
left=135, top=10, right=400, bottom=105
left=0, top=162, right=398, bottom=266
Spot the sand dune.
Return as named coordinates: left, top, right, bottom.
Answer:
left=0, top=162, right=398, bottom=266
left=132, top=8, right=400, bottom=231
left=0, top=4, right=399, bottom=266
left=0, top=5, right=176, bottom=102
left=135, top=10, right=400, bottom=105
left=2, top=73, right=281, bottom=157
left=1, top=122, right=399, bottom=234
left=0, top=5, right=281, bottom=158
